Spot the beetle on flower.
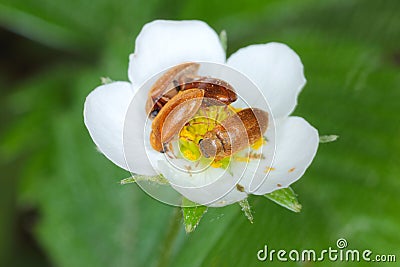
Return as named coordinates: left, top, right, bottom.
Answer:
left=84, top=20, right=319, bottom=209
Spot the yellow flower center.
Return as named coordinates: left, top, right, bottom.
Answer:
left=177, top=106, right=265, bottom=169
left=178, top=106, right=229, bottom=167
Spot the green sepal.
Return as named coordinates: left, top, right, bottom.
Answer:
left=181, top=197, right=208, bottom=233
left=100, top=77, right=113, bottom=84
left=319, top=135, right=339, bottom=143
left=264, top=187, right=302, bottom=213
left=239, top=198, right=253, bottom=223
left=120, top=174, right=169, bottom=185
left=219, top=30, right=227, bottom=52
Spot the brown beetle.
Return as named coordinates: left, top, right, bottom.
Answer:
left=146, top=62, right=237, bottom=119
left=180, top=77, right=237, bottom=107
left=150, top=89, right=205, bottom=152
left=199, top=108, right=269, bottom=160
left=146, top=62, right=200, bottom=118
left=147, top=62, right=268, bottom=158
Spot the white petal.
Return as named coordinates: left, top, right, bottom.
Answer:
left=84, top=82, right=133, bottom=170
left=128, top=20, right=226, bottom=86
left=158, top=160, right=247, bottom=207
left=253, top=116, right=319, bottom=195
left=227, top=43, right=306, bottom=119
left=208, top=190, right=248, bottom=207
left=123, top=81, right=163, bottom=176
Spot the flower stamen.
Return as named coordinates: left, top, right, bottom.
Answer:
left=177, top=106, right=266, bottom=169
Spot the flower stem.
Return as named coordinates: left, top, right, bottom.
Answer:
left=156, top=207, right=182, bottom=267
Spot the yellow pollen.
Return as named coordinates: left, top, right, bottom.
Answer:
left=251, top=137, right=266, bottom=150
left=230, top=106, right=243, bottom=113
left=264, top=167, right=276, bottom=173
left=211, top=161, right=223, bottom=168
left=180, top=127, right=196, bottom=141
left=183, top=150, right=198, bottom=161
left=234, top=156, right=250, bottom=162
left=289, top=167, right=296, bottom=173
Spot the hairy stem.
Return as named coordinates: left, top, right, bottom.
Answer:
left=156, top=207, right=182, bottom=267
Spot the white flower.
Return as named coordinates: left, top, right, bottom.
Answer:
left=84, top=20, right=319, bottom=207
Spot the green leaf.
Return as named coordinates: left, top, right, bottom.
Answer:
left=100, top=77, right=113, bottom=85
left=6, top=1, right=400, bottom=266
left=0, top=0, right=163, bottom=51
left=181, top=197, right=208, bottom=233
left=238, top=198, right=253, bottom=223
left=264, top=187, right=302, bottom=213
left=219, top=30, right=228, bottom=52
left=120, top=174, right=169, bottom=185
left=319, top=135, right=339, bottom=143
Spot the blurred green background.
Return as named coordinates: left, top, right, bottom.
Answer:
left=0, top=0, right=399, bottom=266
